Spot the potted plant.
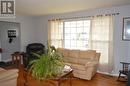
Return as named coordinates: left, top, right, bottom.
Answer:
left=29, top=45, right=64, bottom=80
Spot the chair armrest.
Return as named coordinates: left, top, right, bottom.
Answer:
left=22, top=52, right=29, bottom=68
left=0, top=69, right=18, bottom=82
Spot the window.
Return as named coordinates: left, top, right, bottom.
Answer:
left=49, top=19, right=91, bottom=50
left=64, top=20, right=90, bottom=50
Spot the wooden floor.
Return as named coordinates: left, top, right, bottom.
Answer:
left=16, top=65, right=126, bottom=86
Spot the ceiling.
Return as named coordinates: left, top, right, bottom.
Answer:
left=16, top=0, right=130, bottom=16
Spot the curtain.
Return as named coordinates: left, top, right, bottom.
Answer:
left=48, top=20, right=63, bottom=48
left=48, top=16, right=114, bottom=73
left=90, top=16, right=114, bottom=73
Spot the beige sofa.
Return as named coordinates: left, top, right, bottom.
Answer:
left=57, top=48, right=100, bottom=80
left=0, top=67, right=18, bottom=86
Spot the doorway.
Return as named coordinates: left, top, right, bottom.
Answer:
left=0, top=21, right=21, bottom=62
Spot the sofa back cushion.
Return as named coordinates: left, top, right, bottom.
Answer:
left=63, top=57, right=78, bottom=64
left=57, top=48, right=64, bottom=54
left=79, top=50, right=96, bottom=60
left=57, top=48, right=70, bottom=57
left=62, top=49, right=70, bottom=57
left=69, top=50, right=79, bottom=58
left=63, top=50, right=79, bottom=64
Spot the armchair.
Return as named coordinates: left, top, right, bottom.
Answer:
left=23, top=43, right=45, bottom=68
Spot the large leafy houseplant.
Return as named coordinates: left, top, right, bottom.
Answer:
left=29, top=45, right=64, bottom=80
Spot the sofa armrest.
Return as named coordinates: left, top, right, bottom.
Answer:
left=85, top=61, right=98, bottom=68
left=0, top=68, right=5, bottom=71
left=0, top=69, right=18, bottom=82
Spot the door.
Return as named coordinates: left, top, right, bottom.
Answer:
left=0, top=21, right=20, bottom=62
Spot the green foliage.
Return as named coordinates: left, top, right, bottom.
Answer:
left=29, top=46, right=64, bottom=80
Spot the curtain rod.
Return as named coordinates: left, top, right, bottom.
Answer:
left=48, top=12, right=120, bottom=21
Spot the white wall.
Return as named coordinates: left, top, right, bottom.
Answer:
left=35, top=5, right=130, bottom=74
left=15, top=16, right=40, bottom=51
left=0, top=15, right=39, bottom=52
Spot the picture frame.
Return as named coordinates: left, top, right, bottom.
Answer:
left=122, top=17, right=130, bottom=41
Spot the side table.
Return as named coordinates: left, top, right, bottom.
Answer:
left=11, top=52, right=24, bottom=67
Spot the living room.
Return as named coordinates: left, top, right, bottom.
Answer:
left=0, top=0, right=130, bottom=86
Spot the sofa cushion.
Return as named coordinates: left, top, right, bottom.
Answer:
left=63, top=57, right=78, bottom=64
left=68, top=50, right=79, bottom=58
left=79, top=50, right=96, bottom=60
left=62, top=49, right=70, bottom=57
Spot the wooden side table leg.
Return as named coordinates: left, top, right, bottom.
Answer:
left=16, top=56, right=18, bottom=67
left=20, top=55, right=22, bottom=65
left=12, top=55, right=14, bottom=64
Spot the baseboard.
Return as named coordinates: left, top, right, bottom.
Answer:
left=97, top=71, right=119, bottom=76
